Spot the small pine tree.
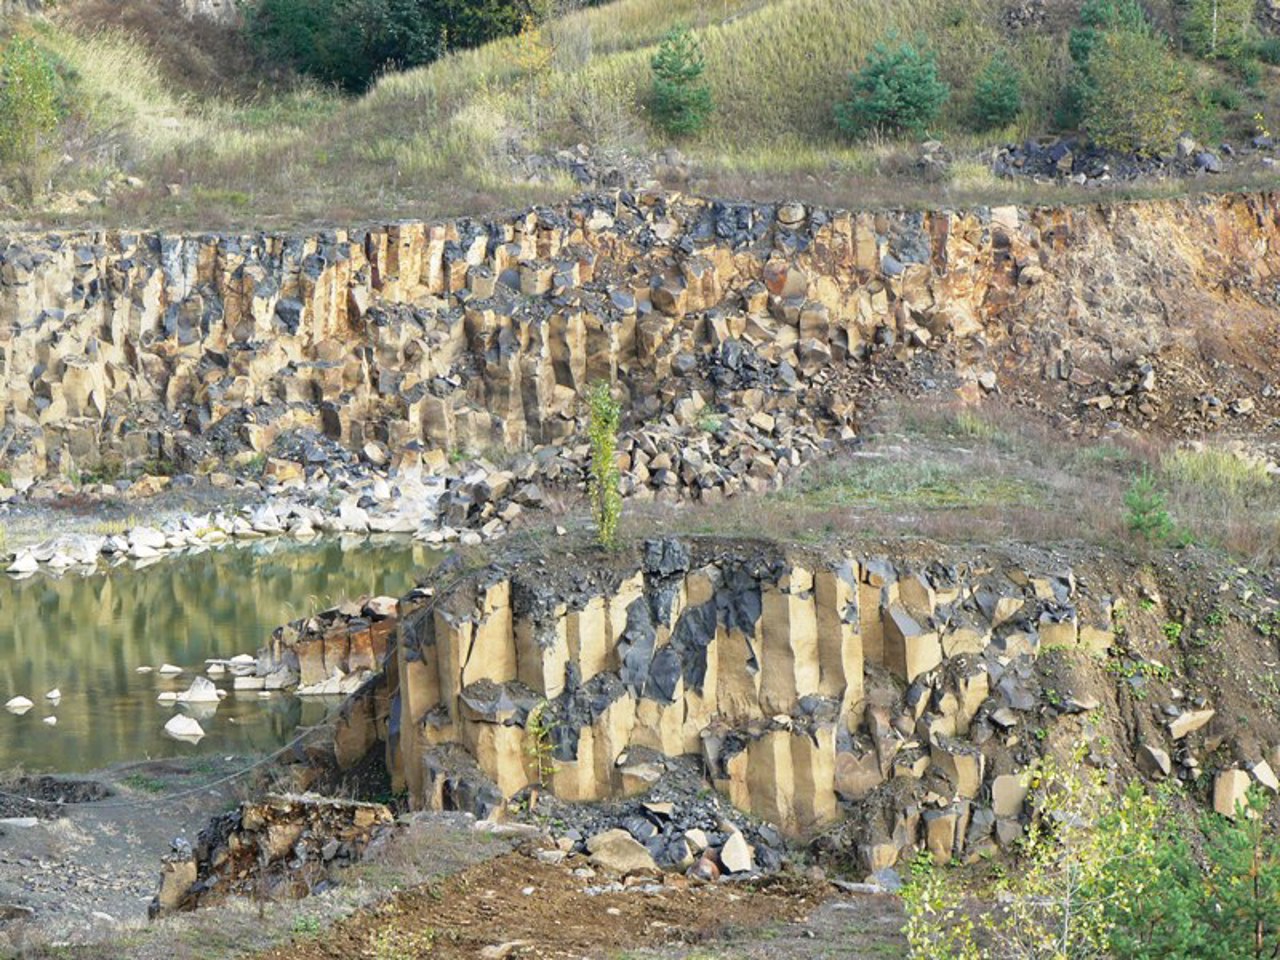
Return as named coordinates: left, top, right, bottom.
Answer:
left=1124, top=468, right=1174, bottom=543
left=0, top=37, right=62, bottom=166
left=835, top=34, right=950, bottom=138
left=586, top=380, right=622, bottom=550
left=648, top=26, right=713, bottom=138
left=971, top=56, right=1022, bottom=131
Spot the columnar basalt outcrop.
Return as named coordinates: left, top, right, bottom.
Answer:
left=295, top=538, right=1116, bottom=869
left=4, top=190, right=1279, bottom=491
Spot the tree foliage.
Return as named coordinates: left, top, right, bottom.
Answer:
left=970, top=56, right=1022, bottom=131
left=1068, top=0, right=1150, bottom=65
left=903, top=757, right=1280, bottom=960
left=1182, top=0, right=1254, bottom=60
left=241, top=0, right=561, bottom=91
left=0, top=37, right=63, bottom=166
left=1079, top=27, right=1191, bottom=155
left=835, top=34, right=950, bottom=138
left=648, top=26, right=713, bottom=138
left=587, top=380, right=621, bottom=550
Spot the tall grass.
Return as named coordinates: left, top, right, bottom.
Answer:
left=12, top=0, right=1273, bottom=226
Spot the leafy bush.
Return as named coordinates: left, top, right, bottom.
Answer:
left=834, top=34, right=950, bottom=138
left=586, top=381, right=621, bottom=550
left=903, top=764, right=1280, bottom=959
left=1182, top=0, right=1253, bottom=60
left=1079, top=28, right=1191, bottom=155
left=0, top=37, right=63, bottom=165
left=648, top=26, right=713, bottom=138
left=970, top=56, right=1022, bottom=131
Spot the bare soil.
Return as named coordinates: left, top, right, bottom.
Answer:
left=252, top=852, right=904, bottom=960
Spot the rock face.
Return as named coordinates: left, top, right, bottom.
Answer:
left=309, top=537, right=1114, bottom=871
left=4, top=190, right=1278, bottom=490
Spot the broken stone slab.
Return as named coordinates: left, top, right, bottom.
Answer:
left=586, top=828, right=658, bottom=875
left=719, top=830, right=755, bottom=874
left=1214, top=768, right=1253, bottom=818
left=1136, top=743, right=1172, bottom=780
left=991, top=773, right=1028, bottom=818
left=1168, top=708, right=1214, bottom=740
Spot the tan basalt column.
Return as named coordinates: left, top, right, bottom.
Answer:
left=429, top=607, right=474, bottom=723
left=883, top=603, right=943, bottom=683
left=632, top=677, right=686, bottom=758
left=567, top=596, right=611, bottom=683
left=720, top=747, right=752, bottom=813
left=759, top=566, right=820, bottom=716
left=462, top=580, right=516, bottom=688
left=515, top=603, right=570, bottom=699
left=790, top=723, right=838, bottom=834
left=814, top=564, right=864, bottom=727
left=746, top=730, right=796, bottom=832
left=460, top=721, right=529, bottom=798
left=857, top=562, right=897, bottom=668
left=716, top=621, right=764, bottom=722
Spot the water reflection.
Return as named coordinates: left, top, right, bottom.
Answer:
left=0, top=537, right=437, bottom=773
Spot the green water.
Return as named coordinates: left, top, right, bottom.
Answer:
left=0, top=537, right=437, bottom=774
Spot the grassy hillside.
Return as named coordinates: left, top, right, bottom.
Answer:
left=3, top=0, right=1278, bottom=227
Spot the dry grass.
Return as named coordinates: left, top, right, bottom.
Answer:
left=6, top=0, right=1276, bottom=228
left=626, top=399, right=1280, bottom=566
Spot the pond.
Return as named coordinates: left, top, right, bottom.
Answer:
left=0, top=537, right=438, bottom=774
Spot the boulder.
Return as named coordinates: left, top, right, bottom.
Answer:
left=586, top=829, right=658, bottom=874
left=164, top=714, right=205, bottom=742
left=719, top=830, right=755, bottom=874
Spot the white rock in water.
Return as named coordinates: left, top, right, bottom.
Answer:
left=42, top=716, right=56, bottom=726
left=206, top=663, right=226, bottom=676
left=7, top=551, right=39, bottom=574
left=164, top=714, right=204, bottom=742
left=176, top=676, right=221, bottom=703
left=5, top=696, right=34, bottom=714
left=229, top=654, right=256, bottom=666
left=158, top=663, right=182, bottom=675
left=157, top=691, right=178, bottom=703
left=44, top=688, right=61, bottom=700
left=135, top=666, right=154, bottom=674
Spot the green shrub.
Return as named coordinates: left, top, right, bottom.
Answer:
left=1182, top=0, right=1253, bottom=60
left=1069, top=0, right=1150, bottom=66
left=648, top=26, right=713, bottom=138
left=586, top=381, right=621, bottom=550
left=834, top=34, right=950, bottom=138
left=0, top=37, right=63, bottom=166
left=1207, top=81, right=1243, bottom=110
left=1254, top=36, right=1280, bottom=65
left=1125, top=468, right=1174, bottom=543
left=1080, top=28, right=1191, bottom=155
left=1231, top=52, right=1263, bottom=88
left=970, top=56, right=1022, bottom=131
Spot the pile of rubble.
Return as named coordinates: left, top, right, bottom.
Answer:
left=152, top=794, right=394, bottom=916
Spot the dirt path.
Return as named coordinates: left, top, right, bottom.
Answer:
left=0, top=758, right=247, bottom=951
left=252, top=852, right=906, bottom=960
